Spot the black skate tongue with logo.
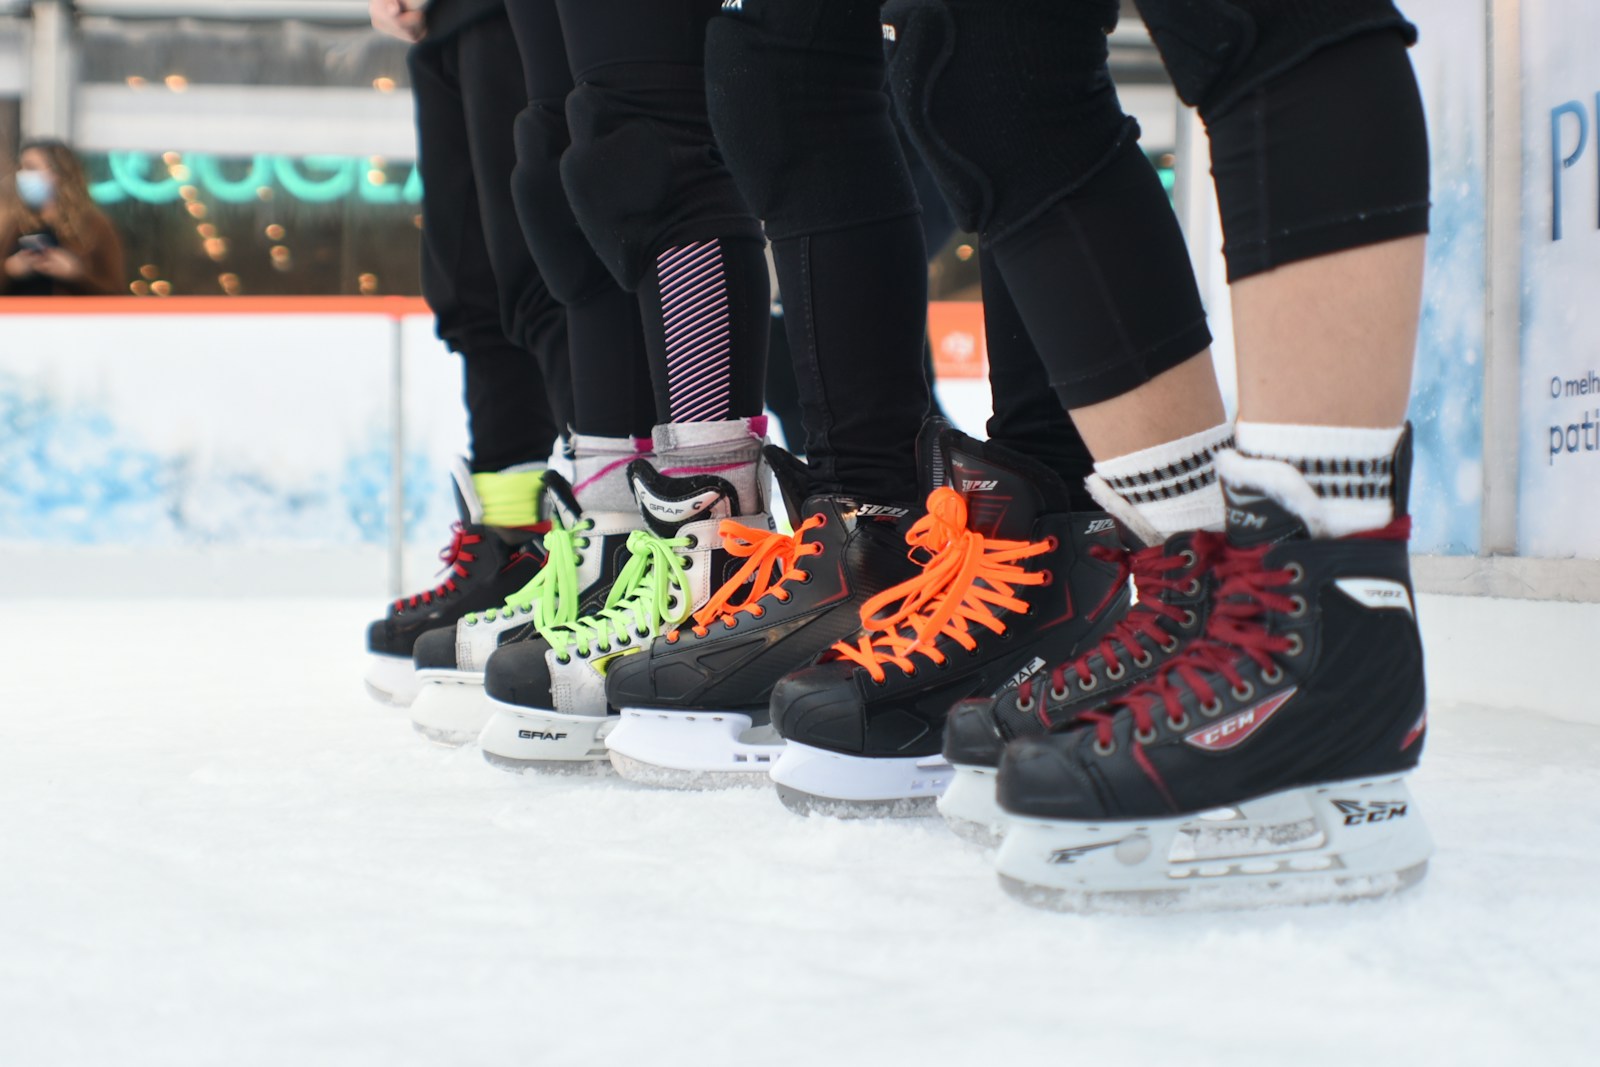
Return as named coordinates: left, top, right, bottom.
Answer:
left=538, top=469, right=584, bottom=528
left=943, top=429, right=1071, bottom=540
left=627, top=458, right=740, bottom=537
left=917, top=414, right=953, bottom=498
left=1222, top=480, right=1309, bottom=547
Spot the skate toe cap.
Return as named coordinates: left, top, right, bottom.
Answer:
left=771, top=665, right=864, bottom=752
left=943, top=698, right=1005, bottom=768
left=367, top=617, right=404, bottom=657
left=484, top=639, right=555, bottom=708
left=601, top=645, right=653, bottom=707
left=412, top=625, right=458, bottom=670
left=997, top=734, right=1103, bottom=819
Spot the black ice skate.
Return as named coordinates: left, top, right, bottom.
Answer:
left=995, top=433, right=1432, bottom=912
left=938, top=527, right=1220, bottom=844
left=364, top=462, right=547, bottom=707
left=405, top=470, right=644, bottom=745
left=766, top=429, right=1128, bottom=817
left=602, top=447, right=923, bottom=789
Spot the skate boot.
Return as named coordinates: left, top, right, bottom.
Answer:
left=364, top=459, right=547, bottom=706
left=479, top=449, right=772, bottom=773
left=603, top=446, right=923, bottom=788
left=767, top=429, right=1128, bottom=817
left=995, top=432, right=1432, bottom=912
left=939, top=527, right=1221, bottom=845
left=406, top=470, right=644, bottom=745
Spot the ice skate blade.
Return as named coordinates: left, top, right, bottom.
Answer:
left=938, top=764, right=1008, bottom=846
left=769, top=742, right=952, bottom=819
left=481, top=749, right=617, bottom=776
left=407, top=670, right=488, bottom=747
left=364, top=653, right=421, bottom=707
left=477, top=699, right=614, bottom=773
left=995, top=773, right=1433, bottom=913
left=604, top=708, right=782, bottom=790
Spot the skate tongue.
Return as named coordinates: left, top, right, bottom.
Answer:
left=917, top=415, right=953, bottom=498
left=539, top=470, right=583, bottom=529
left=943, top=429, right=1066, bottom=540
left=449, top=456, right=485, bottom=525
left=1222, top=480, right=1308, bottom=546
left=764, top=444, right=814, bottom=521
left=627, top=458, right=739, bottom=537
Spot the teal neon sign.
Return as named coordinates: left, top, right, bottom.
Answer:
left=89, top=152, right=423, bottom=206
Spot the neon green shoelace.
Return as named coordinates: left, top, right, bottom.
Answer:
left=464, top=519, right=594, bottom=631
left=547, top=528, right=693, bottom=664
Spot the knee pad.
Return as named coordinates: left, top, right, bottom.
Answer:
left=560, top=71, right=762, bottom=290
left=883, top=0, right=1134, bottom=242
left=706, top=0, right=919, bottom=240
left=511, top=103, right=617, bottom=307
left=1134, top=0, right=1416, bottom=120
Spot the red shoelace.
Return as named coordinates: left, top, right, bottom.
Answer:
left=831, top=487, right=1051, bottom=684
left=666, top=515, right=827, bottom=642
left=393, top=522, right=482, bottom=612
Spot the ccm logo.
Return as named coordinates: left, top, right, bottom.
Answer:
left=1184, top=690, right=1295, bottom=752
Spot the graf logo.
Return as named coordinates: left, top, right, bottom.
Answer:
left=961, top=479, right=999, bottom=493
left=1084, top=519, right=1116, bottom=535
left=1183, top=689, right=1296, bottom=751
left=1001, top=656, right=1047, bottom=692
left=1332, top=799, right=1408, bottom=826
left=1047, top=839, right=1122, bottom=865
left=518, top=730, right=568, bottom=741
left=857, top=504, right=910, bottom=518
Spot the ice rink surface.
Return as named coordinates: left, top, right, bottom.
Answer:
left=3, top=597, right=1597, bottom=1067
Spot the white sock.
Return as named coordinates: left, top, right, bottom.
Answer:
left=571, top=433, right=653, bottom=515
left=1085, top=422, right=1233, bottom=544
left=1230, top=421, right=1404, bottom=537
left=652, top=416, right=770, bottom=516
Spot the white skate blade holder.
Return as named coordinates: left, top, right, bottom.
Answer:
left=364, top=653, right=421, bottom=707
left=938, top=764, right=1009, bottom=847
left=407, top=668, right=489, bottom=746
left=996, top=773, right=1432, bottom=913
left=769, top=741, right=954, bottom=818
left=478, top=698, right=614, bottom=772
left=606, top=708, right=783, bottom=789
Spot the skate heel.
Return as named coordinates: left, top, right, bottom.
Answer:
left=769, top=742, right=953, bottom=818
left=938, top=764, right=1008, bottom=846
left=478, top=699, right=615, bottom=773
left=408, top=669, right=489, bottom=746
left=605, top=709, right=782, bottom=789
left=996, top=773, right=1432, bottom=913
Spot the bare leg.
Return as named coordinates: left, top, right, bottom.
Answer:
left=1069, top=350, right=1228, bottom=460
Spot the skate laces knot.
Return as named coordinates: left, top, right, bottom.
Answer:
left=831, top=486, right=1050, bottom=683
left=1023, top=533, right=1224, bottom=720
left=393, top=522, right=482, bottom=612
left=668, top=515, right=826, bottom=642
left=547, top=527, right=692, bottom=663
left=1077, top=539, right=1298, bottom=746
left=466, top=519, right=593, bottom=629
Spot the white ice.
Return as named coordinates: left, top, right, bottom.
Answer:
left=2, top=597, right=1597, bottom=1067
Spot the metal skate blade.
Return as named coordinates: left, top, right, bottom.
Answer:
left=364, top=680, right=410, bottom=707
left=774, top=784, right=939, bottom=820
left=943, top=816, right=1005, bottom=849
left=481, top=749, right=616, bottom=777
left=998, top=859, right=1431, bottom=915
left=412, top=721, right=476, bottom=748
left=607, top=751, right=772, bottom=791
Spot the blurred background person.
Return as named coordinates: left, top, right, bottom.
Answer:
left=1, top=138, right=125, bottom=297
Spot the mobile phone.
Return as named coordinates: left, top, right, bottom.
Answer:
left=18, top=232, right=56, bottom=253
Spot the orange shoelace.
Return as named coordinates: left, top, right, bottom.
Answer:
left=666, top=514, right=827, bottom=642
left=831, top=487, right=1052, bottom=683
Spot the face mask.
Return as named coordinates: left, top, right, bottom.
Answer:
left=15, top=169, right=55, bottom=210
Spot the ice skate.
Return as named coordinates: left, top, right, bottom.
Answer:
left=407, top=470, right=643, bottom=745
left=994, top=432, right=1433, bottom=911
left=939, top=527, right=1219, bottom=845
left=480, top=439, right=771, bottom=773
left=767, top=429, right=1128, bottom=817
left=364, top=459, right=547, bottom=707
left=603, top=446, right=921, bottom=788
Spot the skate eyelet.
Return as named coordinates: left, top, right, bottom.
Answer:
left=1286, top=633, right=1305, bottom=657
left=1231, top=681, right=1254, bottom=701
left=1288, top=595, right=1307, bottom=618
left=1200, top=697, right=1223, bottom=717
left=1105, top=663, right=1126, bottom=681
left=574, top=554, right=584, bottom=566
left=684, top=536, right=698, bottom=549
left=813, top=514, right=827, bottom=527
left=1261, top=664, right=1284, bottom=684
left=1179, top=549, right=1197, bottom=568
left=1044, top=536, right=1059, bottom=552
left=1168, top=712, right=1191, bottom=731
left=1049, top=685, right=1069, bottom=702
left=1079, top=674, right=1099, bottom=692
left=636, top=627, right=650, bottom=638
left=1160, top=636, right=1181, bottom=653
left=556, top=655, right=571, bottom=665
left=1133, top=651, right=1154, bottom=668
left=1038, top=569, right=1054, bottom=586
left=1094, top=739, right=1116, bottom=757
left=1286, top=562, right=1305, bottom=585
left=1184, top=579, right=1202, bottom=596
left=682, top=557, right=693, bottom=569
left=1134, top=725, right=1158, bottom=745
left=796, top=572, right=813, bottom=584
left=618, top=634, right=631, bottom=645
left=1016, top=695, right=1035, bottom=713
left=1181, top=610, right=1198, bottom=628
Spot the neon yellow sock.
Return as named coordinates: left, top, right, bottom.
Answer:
left=471, top=467, right=547, bottom=529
